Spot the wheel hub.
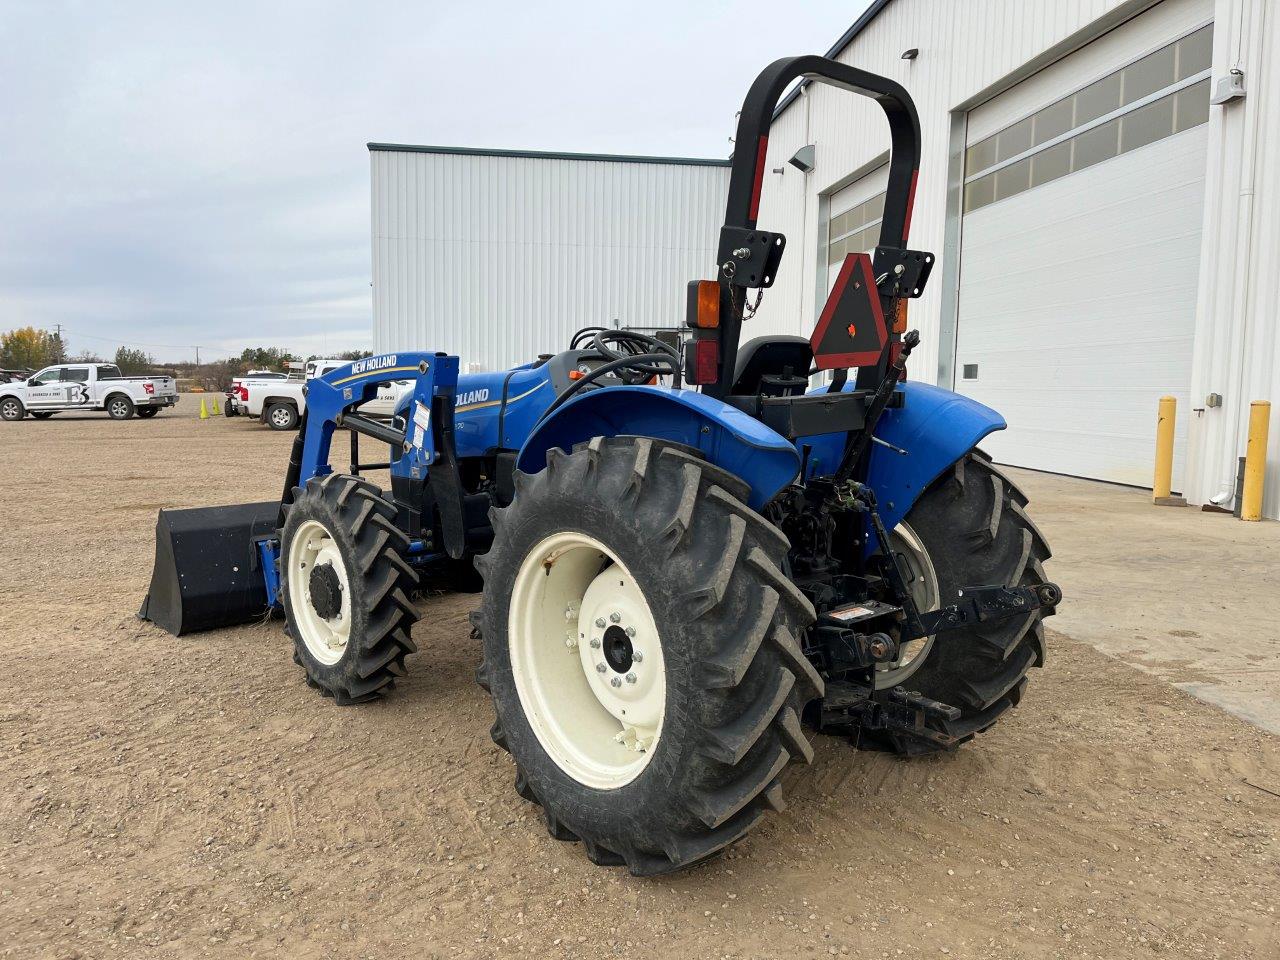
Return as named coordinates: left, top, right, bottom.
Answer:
left=286, top=519, right=352, bottom=666
left=575, top=572, right=663, bottom=739
left=508, top=531, right=666, bottom=790
left=875, top=521, right=940, bottom=688
left=308, top=563, right=343, bottom=620
left=602, top=624, right=634, bottom=673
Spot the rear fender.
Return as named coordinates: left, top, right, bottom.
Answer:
left=516, top=386, right=800, bottom=511
left=799, top=381, right=1006, bottom=532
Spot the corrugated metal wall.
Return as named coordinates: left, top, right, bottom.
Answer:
left=1186, top=0, right=1279, bottom=518
left=370, top=148, right=729, bottom=371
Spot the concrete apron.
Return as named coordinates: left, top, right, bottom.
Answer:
left=1007, top=466, right=1280, bottom=735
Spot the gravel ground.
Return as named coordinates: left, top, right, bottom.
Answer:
left=1, top=401, right=1276, bottom=959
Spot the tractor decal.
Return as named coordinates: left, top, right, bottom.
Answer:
left=456, top=380, right=546, bottom=414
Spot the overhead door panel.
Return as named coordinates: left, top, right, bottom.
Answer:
left=954, top=7, right=1212, bottom=489
left=826, top=165, right=888, bottom=292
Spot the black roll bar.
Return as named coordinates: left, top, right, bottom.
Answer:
left=705, top=56, right=921, bottom=398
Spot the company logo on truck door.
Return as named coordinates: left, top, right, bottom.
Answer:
left=456, top=388, right=490, bottom=408
left=351, top=354, right=398, bottom=375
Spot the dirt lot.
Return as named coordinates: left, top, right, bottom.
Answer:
left=1, top=401, right=1277, bottom=960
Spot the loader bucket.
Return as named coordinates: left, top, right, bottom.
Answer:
left=138, top=501, right=280, bottom=636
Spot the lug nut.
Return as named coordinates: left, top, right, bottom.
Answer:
left=610, top=677, right=622, bottom=688
left=632, top=651, right=643, bottom=663
left=625, top=626, right=636, bottom=637
left=609, top=612, right=621, bottom=623
left=596, top=663, right=607, bottom=673
left=589, top=638, right=601, bottom=649
left=594, top=617, right=606, bottom=628
left=625, top=673, right=637, bottom=684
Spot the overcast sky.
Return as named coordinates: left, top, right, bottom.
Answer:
left=0, top=1, right=867, bottom=362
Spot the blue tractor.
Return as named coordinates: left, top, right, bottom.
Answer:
left=141, top=56, right=1059, bottom=875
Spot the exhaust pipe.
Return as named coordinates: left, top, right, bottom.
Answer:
left=138, top=501, right=280, bottom=636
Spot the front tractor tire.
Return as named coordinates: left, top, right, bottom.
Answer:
left=875, top=450, right=1052, bottom=754
left=477, top=437, right=822, bottom=875
left=280, top=473, right=420, bottom=705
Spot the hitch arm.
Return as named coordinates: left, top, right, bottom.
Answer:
left=909, top=582, right=1063, bottom=641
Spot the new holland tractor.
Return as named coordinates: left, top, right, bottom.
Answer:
left=141, top=56, right=1059, bottom=875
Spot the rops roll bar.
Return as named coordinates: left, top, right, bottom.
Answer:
left=695, top=56, right=922, bottom=399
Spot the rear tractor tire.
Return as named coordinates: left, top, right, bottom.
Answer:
left=280, top=473, right=420, bottom=704
left=476, top=437, right=822, bottom=875
left=872, top=450, right=1052, bottom=754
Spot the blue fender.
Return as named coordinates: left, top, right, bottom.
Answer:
left=516, top=385, right=801, bottom=510
left=798, top=381, right=1006, bottom=532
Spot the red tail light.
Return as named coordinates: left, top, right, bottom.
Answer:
left=237, top=385, right=249, bottom=401
left=690, top=338, right=719, bottom=385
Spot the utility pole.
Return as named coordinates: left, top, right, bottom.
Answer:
left=195, top=345, right=200, bottom=367
left=53, top=323, right=65, bottom=362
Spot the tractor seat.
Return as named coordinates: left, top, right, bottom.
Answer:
left=730, top=336, right=813, bottom=395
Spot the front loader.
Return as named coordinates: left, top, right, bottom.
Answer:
left=141, top=55, right=1060, bottom=875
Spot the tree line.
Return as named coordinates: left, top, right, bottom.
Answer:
left=1, top=326, right=372, bottom=388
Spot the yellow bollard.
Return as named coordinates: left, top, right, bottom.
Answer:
left=1240, top=400, right=1271, bottom=522
left=212, top=397, right=221, bottom=416
left=1153, top=396, right=1177, bottom=502
left=199, top=398, right=209, bottom=420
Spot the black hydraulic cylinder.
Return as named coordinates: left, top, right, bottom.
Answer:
left=342, top=412, right=406, bottom=449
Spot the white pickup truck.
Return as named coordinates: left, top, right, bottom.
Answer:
left=224, top=369, right=288, bottom=417
left=237, top=359, right=405, bottom=430
left=0, top=363, right=179, bottom=422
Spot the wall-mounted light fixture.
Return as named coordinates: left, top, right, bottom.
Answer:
left=788, top=144, right=816, bottom=174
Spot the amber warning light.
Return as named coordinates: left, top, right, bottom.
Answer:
left=686, top=280, right=720, bottom=329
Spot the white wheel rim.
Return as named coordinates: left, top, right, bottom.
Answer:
left=111, top=400, right=127, bottom=417
left=1, top=400, right=18, bottom=418
left=876, top=521, right=940, bottom=689
left=272, top=407, right=292, bottom=427
left=508, top=531, right=666, bottom=790
left=287, top=519, right=352, bottom=665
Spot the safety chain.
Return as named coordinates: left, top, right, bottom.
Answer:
left=726, top=280, right=765, bottom=324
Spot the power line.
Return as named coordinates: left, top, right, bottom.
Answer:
left=59, top=329, right=238, bottom=356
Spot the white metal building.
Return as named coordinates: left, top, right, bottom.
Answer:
left=751, top=0, right=1278, bottom=518
left=370, top=145, right=729, bottom=372
left=369, top=0, right=1277, bottom=518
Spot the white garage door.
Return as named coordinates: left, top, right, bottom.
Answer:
left=955, top=6, right=1212, bottom=489
left=826, top=164, right=887, bottom=292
